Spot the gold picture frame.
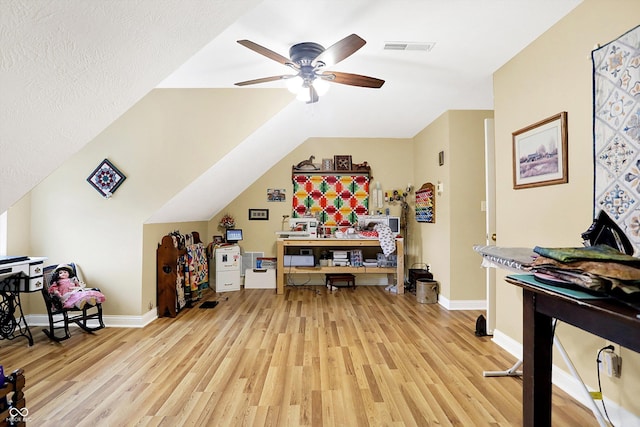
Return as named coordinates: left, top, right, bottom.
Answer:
left=512, top=112, right=568, bottom=189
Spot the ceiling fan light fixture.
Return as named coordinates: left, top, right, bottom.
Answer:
left=286, top=75, right=304, bottom=93
left=312, top=78, right=330, bottom=96
left=296, top=87, right=312, bottom=103
left=235, top=34, right=384, bottom=103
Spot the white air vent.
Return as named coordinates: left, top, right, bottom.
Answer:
left=384, top=41, right=435, bottom=52
left=241, top=251, right=264, bottom=275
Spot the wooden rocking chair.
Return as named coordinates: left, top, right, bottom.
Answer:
left=41, top=263, right=105, bottom=342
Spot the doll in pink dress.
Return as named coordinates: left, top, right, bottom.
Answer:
left=48, top=264, right=106, bottom=310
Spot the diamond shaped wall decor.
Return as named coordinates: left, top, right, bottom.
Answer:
left=87, top=159, right=126, bottom=198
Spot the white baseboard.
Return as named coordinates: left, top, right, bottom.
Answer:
left=26, top=308, right=157, bottom=329
left=491, top=329, right=638, bottom=426
left=438, top=295, right=486, bottom=311
left=491, top=329, right=523, bottom=359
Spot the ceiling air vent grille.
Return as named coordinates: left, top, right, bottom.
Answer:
left=384, top=42, right=435, bottom=52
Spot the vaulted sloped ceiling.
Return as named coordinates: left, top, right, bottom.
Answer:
left=0, top=0, right=260, bottom=213
left=0, top=0, right=583, bottom=219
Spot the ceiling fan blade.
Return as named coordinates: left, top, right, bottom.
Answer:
left=313, top=34, right=366, bottom=67
left=237, top=40, right=295, bottom=67
left=320, top=71, right=385, bottom=88
left=234, top=75, right=293, bottom=86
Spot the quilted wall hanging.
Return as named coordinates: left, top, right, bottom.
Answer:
left=592, top=25, right=640, bottom=255
left=86, top=158, right=126, bottom=198
left=292, top=173, right=369, bottom=227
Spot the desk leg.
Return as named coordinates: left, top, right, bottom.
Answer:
left=522, top=289, right=553, bottom=427
left=396, top=238, right=404, bottom=294
left=276, top=240, right=284, bottom=295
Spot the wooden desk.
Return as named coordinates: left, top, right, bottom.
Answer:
left=276, top=238, right=404, bottom=295
left=505, top=275, right=640, bottom=427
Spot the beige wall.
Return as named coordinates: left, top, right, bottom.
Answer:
left=7, top=195, right=31, bottom=257
left=22, top=89, right=292, bottom=316
left=413, top=110, right=493, bottom=303
left=494, top=0, right=639, bottom=416
left=208, top=137, right=414, bottom=260
left=210, top=130, right=491, bottom=300
left=413, top=113, right=450, bottom=293
left=6, top=195, right=36, bottom=311
left=450, top=111, right=493, bottom=301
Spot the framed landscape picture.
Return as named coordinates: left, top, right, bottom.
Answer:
left=512, top=112, right=568, bottom=189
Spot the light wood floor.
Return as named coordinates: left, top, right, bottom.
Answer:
left=1, top=285, right=597, bottom=426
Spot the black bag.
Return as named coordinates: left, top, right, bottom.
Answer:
left=581, top=210, right=634, bottom=255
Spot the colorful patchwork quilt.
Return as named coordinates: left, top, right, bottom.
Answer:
left=292, top=174, right=369, bottom=226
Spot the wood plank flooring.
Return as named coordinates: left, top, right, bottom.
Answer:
left=1, top=285, right=598, bottom=426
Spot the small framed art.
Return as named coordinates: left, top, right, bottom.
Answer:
left=334, top=155, right=352, bottom=171
left=267, top=188, right=286, bottom=202
left=513, top=112, right=568, bottom=189
left=248, top=209, right=269, bottom=220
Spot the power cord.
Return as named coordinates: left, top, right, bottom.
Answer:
left=285, top=265, right=320, bottom=294
left=595, top=345, right=615, bottom=427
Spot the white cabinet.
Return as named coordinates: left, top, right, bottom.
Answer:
left=213, top=245, right=241, bottom=292
left=244, top=268, right=276, bottom=289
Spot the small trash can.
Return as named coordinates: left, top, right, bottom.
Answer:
left=416, top=279, right=438, bottom=304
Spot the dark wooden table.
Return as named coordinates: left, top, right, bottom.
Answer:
left=505, top=274, right=640, bottom=427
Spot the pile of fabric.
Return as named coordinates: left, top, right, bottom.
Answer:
left=473, top=245, right=537, bottom=273
left=532, top=244, right=640, bottom=308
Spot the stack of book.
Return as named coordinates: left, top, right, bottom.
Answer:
left=350, top=250, right=363, bottom=267
left=363, top=258, right=378, bottom=267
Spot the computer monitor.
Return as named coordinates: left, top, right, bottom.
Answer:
left=225, top=228, right=243, bottom=243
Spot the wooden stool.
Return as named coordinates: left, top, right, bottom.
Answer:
left=325, top=273, right=356, bottom=290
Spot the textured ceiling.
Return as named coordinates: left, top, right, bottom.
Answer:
left=0, top=0, right=583, bottom=220
left=0, top=0, right=259, bottom=213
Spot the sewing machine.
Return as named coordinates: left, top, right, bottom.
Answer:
left=275, top=217, right=319, bottom=239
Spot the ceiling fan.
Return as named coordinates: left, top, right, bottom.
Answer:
left=234, top=34, right=385, bottom=103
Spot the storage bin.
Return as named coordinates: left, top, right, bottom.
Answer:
left=376, top=253, right=397, bottom=267
left=244, top=268, right=276, bottom=289
left=416, top=279, right=438, bottom=304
